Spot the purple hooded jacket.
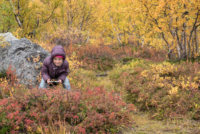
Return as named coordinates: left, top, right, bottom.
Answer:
left=41, top=45, right=69, bottom=83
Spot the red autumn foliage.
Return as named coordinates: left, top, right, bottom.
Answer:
left=6, top=64, right=18, bottom=86
left=0, top=84, right=135, bottom=133
left=63, top=44, right=167, bottom=71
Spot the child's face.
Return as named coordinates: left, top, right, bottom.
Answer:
left=53, top=57, right=63, bottom=66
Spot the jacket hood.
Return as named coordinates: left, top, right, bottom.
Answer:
left=50, top=45, right=66, bottom=61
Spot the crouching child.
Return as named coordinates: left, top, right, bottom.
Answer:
left=39, top=45, right=70, bottom=90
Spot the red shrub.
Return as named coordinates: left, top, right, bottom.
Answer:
left=6, top=64, right=18, bottom=86
left=0, top=87, right=135, bottom=133
left=64, top=44, right=167, bottom=72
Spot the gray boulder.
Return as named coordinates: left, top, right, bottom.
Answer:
left=0, top=32, right=19, bottom=42
left=0, top=32, right=50, bottom=88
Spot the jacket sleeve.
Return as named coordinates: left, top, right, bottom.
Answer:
left=41, top=59, right=51, bottom=83
left=57, top=61, right=69, bottom=82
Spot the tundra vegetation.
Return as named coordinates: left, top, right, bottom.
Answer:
left=0, top=0, right=200, bottom=133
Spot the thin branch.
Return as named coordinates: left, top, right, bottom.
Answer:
left=110, top=16, right=122, bottom=44
left=188, top=9, right=200, bottom=47
left=9, top=0, right=22, bottom=28
left=44, top=6, right=57, bottom=23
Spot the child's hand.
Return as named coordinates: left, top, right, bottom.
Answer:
left=58, top=79, right=62, bottom=84
left=47, top=79, right=51, bottom=84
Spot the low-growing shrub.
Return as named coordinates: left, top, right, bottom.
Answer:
left=69, top=68, right=97, bottom=89
left=133, top=46, right=167, bottom=62
left=109, top=59, right=149, bottom=88
left=0, top=87, right=135, bottom=134
left=125, top=61, right=200, bottom=120
left=65, top=44, right=117, bottom=72
left=0, top=69, right=7, bottom=78
left=0, top=65, right=25, bottom=99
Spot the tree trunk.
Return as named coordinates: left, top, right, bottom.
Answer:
left=175, top=27, right=183, bottom=59
left=188, top=39, right=191, bottom=59
left=137, top=40, right=140, bottom=46
left=180, top=28, right=185, bottom=59
left=195, top=29, right=199, bottom=55
left=184, top=32, right=187, bottom=59
left=86, top=30, right=89, bottom=44
left=192, top=36, right=195, bottom=58
left=174, top=31, right=181, bottom=59
left=168, top=49, right=173, bottom=60
left=176, top=42, right=181, bottom=59
left=110, top=16, right=121, bottom=44
left=141, top=36, right=144, bottom=47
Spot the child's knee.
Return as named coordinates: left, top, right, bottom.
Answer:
left=63, top=78, right=70, bottom=90
left=39, top=78, right=48, bottom=89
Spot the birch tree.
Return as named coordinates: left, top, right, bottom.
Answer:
left=126, top=0, right=200, bottom=60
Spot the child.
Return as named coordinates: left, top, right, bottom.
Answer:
left=39, top=45, right=70, bottom=90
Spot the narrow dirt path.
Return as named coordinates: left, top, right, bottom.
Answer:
left=122, top=112, right=200, bottom=134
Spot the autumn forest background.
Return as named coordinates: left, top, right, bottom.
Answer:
left=0, top=0, right=200, bottom=133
